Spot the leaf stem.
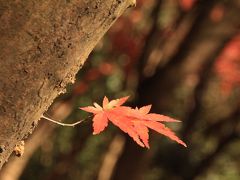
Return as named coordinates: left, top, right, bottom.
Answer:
left=41, top=115, right=84, bottom=127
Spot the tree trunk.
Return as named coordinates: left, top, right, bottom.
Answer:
left=0, top=0, right=134, bottom=169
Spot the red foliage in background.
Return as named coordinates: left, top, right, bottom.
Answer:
left=73, top=62, right=114, bottom=95
left=179, top=0, right=196, bottom=11
left=210, top=4, right=225, bottom=22
left=215, top=34, right=240, bottom=94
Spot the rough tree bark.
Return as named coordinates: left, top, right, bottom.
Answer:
left=0, top=0, right=135, bottom=169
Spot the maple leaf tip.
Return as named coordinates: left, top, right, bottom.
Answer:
left=179, top=141, right=187, bottom=147
left=103, top=96, right=110, bottom=107
left=175, top=119, right=181, bottom=122
left=120, top=96, right=130, bottom=102
left=103, top=96, right=109, bottom=101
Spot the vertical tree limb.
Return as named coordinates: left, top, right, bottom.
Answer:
left=0, top=0, right=135, bottom=168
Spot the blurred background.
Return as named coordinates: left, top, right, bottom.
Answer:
left=1, top=0, right=240, bottom=179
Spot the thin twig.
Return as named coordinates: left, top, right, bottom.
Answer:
left=41, top=115, right=84, bottom=127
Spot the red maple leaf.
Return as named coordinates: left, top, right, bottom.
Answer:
left=80, top=96, right=186, bottom=148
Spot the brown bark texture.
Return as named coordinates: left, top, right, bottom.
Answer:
left=0, top=0, right=134, bottom=168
